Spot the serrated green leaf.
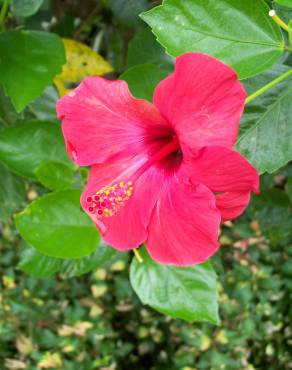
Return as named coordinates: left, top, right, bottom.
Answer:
left=35, top=161, right=74, bottom=191
left=0, top=121, right=72, bottom=178
left=130, top=247, right=219, bottom=324
left=236, top=64, right=292, bottom=173
left=120, top=64, right=168, bottom=101
left=141, top=0, right=284, bottom=79
left=0, top=30, right=65, bottom=111
left=11, top=0, right=44, bottom=17
left=15, top=189, right=100, bottom=259
left=0, top=163, right=26, bottom=223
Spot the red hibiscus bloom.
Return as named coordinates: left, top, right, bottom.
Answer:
left=57, top=53, right=259, bottom=266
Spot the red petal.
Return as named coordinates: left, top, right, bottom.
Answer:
left=153, top=53, right=246, bottom=152
left=216, top=192, right=251, bottom=221
left=81, top=157, right=164, bottom=250
left=146, top=182, right=221, bottom=266
left=185, top=146, right=259, bottom=193
left=57, top=77, right=169, bottom=166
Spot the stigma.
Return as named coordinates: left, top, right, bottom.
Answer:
left=86, top=181, right=133, bottom=218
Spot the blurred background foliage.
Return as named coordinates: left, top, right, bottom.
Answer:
left=0, top=0, right=292, bottom=369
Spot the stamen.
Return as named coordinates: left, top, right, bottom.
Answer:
left=86, top=181, right=133, bottom=218
left=269, top=10, right=290, bottom=32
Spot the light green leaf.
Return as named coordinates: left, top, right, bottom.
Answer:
left=289, top=20, right=292, bottom=45
left=236, top=64, right=292, bottom=173
left=0, top=121, right=72, bottom=178
left=130, top=247, right=219, bottom=324
left=0, top=30, right=65, bottom=112
left=274, top=0, right=292, bottom=8
left=0, top=163, right=26, bottom=223
left=120, top=64, right=168, bottom=101
left=11, top=0, right=44, bottom=17
left=18, top=244, right=61, bottom=278
left=141, top=0, right=284, bottom=79
left=15, top=189, right=100, bottom=259
left=35, top=161, right=74, bottom=191
left=127, top=28, right=174, bottom=71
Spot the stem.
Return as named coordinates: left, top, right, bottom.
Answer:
left=133, top=248, right=143, bottom=263
left=245, top=69, right=292, bottom=104
left=0, top=0, right=10, bottom=29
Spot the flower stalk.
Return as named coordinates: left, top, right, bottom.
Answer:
left=245, top=69, right=292, bottom=104
left=269, top=10, right=290, bottom=32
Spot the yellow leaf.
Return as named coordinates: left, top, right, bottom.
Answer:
left=54, top=38, right=113, bottom=97
left=37, top=352, right=62, bottom=369
left=16, top=335, right=34, bottom=356
left=4, top=359, right=26, bottom=370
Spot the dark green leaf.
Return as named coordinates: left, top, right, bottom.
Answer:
left=15, top=189, right=100, bottom=259
left=0, top=86, right=19, bottom=127
left=18, top=244, right=61, bottom=278
left=0, top=163, right=26, bottom=223
left=0, top=121, right=72, bottom=178
left=28, top=86, right=59, bottom=122
left=60, top=242, right=118, bottom=278
left=274, top=0, right=292, bottom=8
left=130, top=247, right=219, bottom=324
left=108, top=0, right=148, bottom=27
left=0, top=30, right=65, bottom=111
left=127, top=28, right=174, bottom=71
left=35, top=160, right=74, bottom=190
left=141, top=0, right=284, bottom=79
left=236, top=64, right=292, bottom=173
left=18, top=242, right=118, bottom=278
left=11, top=0, right=44, bottom=17
left=120, top=64, right=168, bottom=101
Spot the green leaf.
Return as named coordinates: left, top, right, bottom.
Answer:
left=141, top=0, right=284, bottom=79
left=11, top=0, right=44, bottom=17
left=35, top=161, right=74, bottom=191
left=130, top=247, right=219, bottom=324
left=0, top=86, right=19, bottom=127
left=0, top=163, right=26, bottom=223
left=236, top=64, right=292, bottom=173
left=60, top=242, right=118, bottom=278
left=108, top=0, right=148, bottom=27
left=15, top=189, right=100, bottom=259
left=28, top=86, right=59, bottom=122
left=0, top=30, right=65, bottom=112
left=249, top=189, right=292, bottom=246
left=120, top=64, right=168, bottom=101
left=18, top=244, right=61, bottom=278
left=274, top=0, right=292, bottom=8
left=0, top=121, right=72, bottom=178
left=289, top=20, right=292, bottom=45
left=18, top=242, right=118, bottom=278
left=127, top=28, right=174, bottom=71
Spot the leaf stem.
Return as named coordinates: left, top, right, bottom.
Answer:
left=133, top=248, right=143, bottom=263
left=245, top=69, right=292, bottom=104
left=0, top=0, right=10, bottom=29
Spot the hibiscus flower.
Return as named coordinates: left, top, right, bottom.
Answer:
left=57, top=52, right=259, bottom=266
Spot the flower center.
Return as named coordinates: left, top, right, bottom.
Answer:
left=86, top=136, right=180, bottom=219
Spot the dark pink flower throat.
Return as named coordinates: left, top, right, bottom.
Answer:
left=86, top=136, right=180, bottom=219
